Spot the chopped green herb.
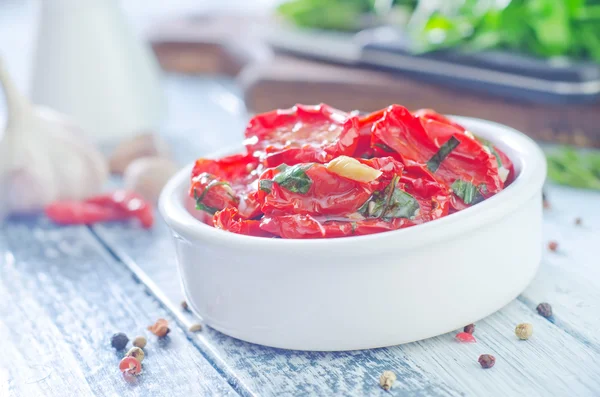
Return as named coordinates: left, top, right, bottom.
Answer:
left=427, top=136, right=461, bottom=172
left=272, top=164, right=314, bottom=194
left=358, top=175, right=420, bottom=219
left=259, top=179, right=274, bottom=194
left=451, top=179, right=485, bottom=205
left=546, top=147, right=600, bottom=190
left=193, top=175, right=234, bottom=214
left=374, top=143, right=395, bottom=153
left=476, top=136, right=502, bottom=168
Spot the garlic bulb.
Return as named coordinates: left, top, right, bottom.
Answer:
left=109, top=133, right=170, bottom=175
left=123, top=156, right=179, bottom=203
left=0, top=58, right=108, bottom=218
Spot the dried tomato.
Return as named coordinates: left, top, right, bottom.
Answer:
left=259, top=214, right=414, bottom=239
left=415, top=108, right=515, bottom=185
left=372, top=105, right=502, bottom=210
left=244, top=104, right=360, bottom=167
left=213, top=207, right=273, bottom=237
left=257, top=157, right=403, bottom=217
left=190, top=153, right=261, bottom=218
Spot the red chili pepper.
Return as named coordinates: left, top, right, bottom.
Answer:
left=372, top=105, right=502, bottom=210
left=45, top=201, right=128, bottom=225
left=85, top=190, right=154, bottom=228
left=244, top=104, right=360, bottom=167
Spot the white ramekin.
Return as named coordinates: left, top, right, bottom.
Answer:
left=160, top=117, right=547, bottom=351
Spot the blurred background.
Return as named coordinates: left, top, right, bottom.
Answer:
left=1, top=0, right=599, bottom=193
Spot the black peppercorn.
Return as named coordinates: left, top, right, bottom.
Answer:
left=478, top=354, right=495, bottom=369
left=536, top=302, right=553, bottom=318
left=111, top=332, right=129, bottom=350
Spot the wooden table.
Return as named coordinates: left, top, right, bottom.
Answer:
left=2, top=3, right=600, bottom=397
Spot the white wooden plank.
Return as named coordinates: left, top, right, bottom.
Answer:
left=93, top=213, right=600, bottom=396
left=0, top=217, right=239, bottom=397
left=519, top=185, right=600, bottom=353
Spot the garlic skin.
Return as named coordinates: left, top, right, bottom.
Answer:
left=123, top=156, right=179, bottom=203
left=0, top=59, right=108, bottom=217
left=109, top=133, right=170, bottom=175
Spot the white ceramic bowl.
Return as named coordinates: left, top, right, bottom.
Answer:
left=160, top=117, right=546, bottom=351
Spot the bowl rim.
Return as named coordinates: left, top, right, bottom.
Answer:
left=159, top=116, right=547, bottom=253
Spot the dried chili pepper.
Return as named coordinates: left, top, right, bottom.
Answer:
left=86, top=190, right=154, bottom=228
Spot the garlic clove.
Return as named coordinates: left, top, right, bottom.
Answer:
left=109, top=133, right=170, bottom=175
left=123, top=156, right=179, bottom=203
left=0, top=57, right=108, bottom=218
left=326, top=155, right=383, bottom=182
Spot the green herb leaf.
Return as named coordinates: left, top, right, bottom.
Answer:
left=273, top=164, right=313, bottom=194
left=358, top=175, right=420, bottom=219
left=193, top=175, right=234, bottom=214
left=427, top=136, right=461, bottom=172
left=546, top=147, right=600, bottom=190
left=374, top=142, right=395, bottom=153
left=451, top=179, right=486, bottom=205
left=259, top=179, right=274, bottom=194
left=476, top=136, right=503, bottom=168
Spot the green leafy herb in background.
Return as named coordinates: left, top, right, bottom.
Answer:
left=277, top=0, right=417, bottom=31
left=546, top=147, right=600, bottom=190
left=412, top=0, right=600, bottom=63
left=278, top=0, right=600, bottom=63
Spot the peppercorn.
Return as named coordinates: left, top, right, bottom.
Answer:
left=455, top=332, right=476, bottom=343
left=536, top=302, right=553, bottom=318
left=119, top=356, right=142, bottom=376
left=379, top=370, right=396, bottom=391
left=548, top=241, right=558, bottom=252
left=126, top=346, right=145, bottom=363
left=542, top=191, right=550, bottom=209
left=188, top=323, right=202, bottom=332
left=478, top=354, right=495, bottom=369
left=515, top=323, right=533, bottom=340
left=133, top=336, right=147, bottom=349
left=148, top=318, right=170, bottom=337
left=110, top=332, right=129, bottom=350
left=181, top=300, right=189, bottom=311
left=575, top=217, right=582, bottom=226
left=464, top=324, right=475, bottom=334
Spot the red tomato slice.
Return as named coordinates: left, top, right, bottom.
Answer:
left=257, top=157, right=404, bottom=217
left=213, top=207, right=274, bottom=237
left=415, top=108, right=515, bottom=185
left=190, top=153, right=262, bottom=219
left=353, top=108, right=386, bottom=158
left=259, top=214, right=415, bottom=239
left=372, top=105, right=502, bottom=210
left=244, top=103, right=360, bottom=167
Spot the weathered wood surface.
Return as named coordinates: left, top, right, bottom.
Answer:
left=92, top=77, right=600, bottom=396
left=0, top=218, right=240, bottom=397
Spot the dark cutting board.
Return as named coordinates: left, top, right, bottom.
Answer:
left=149, top=14, right=600, bottom=148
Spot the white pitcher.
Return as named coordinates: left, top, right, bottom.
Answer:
left=30, top=0, right=165, bottom=146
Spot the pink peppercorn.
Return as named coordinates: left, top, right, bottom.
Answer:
left=455, top=332, right=476, bottom=343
